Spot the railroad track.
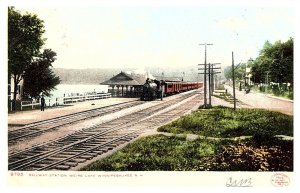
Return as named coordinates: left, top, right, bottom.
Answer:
left=8, top=100, right=144, bottom=144
left=8, top=91, right=203, bottom=171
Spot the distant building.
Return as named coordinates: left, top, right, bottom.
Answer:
left=8, top=77, right=23, bottom=101
left=100, top=71, right=147, bottom=97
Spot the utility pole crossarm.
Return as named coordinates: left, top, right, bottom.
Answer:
left=199, top=43, right=213, bottom=46
left=198, top=72, right=221, bottom=74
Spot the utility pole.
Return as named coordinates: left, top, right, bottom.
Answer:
left=209, top=63, right=221, bottom=106
left=208, top=63, right=211, bottom=106
left=232, top=51, right=236, bottom=110
left=199, top=43, right=212, bottom=108
left=199, top=63, right=221, bottom=107
left=210, top=63, right=221, bottom=103
left=214, top=74, right=217, bottom=91
left=161, top=72, right=164, bottom=100
left=212, top=69, right=215, bottom=92
left=211, top=66, right=214, bottom=92
left=266, top=71, right=270, bottom=93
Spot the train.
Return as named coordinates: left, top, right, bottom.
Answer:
left=140, top=78, right=203, bottom=101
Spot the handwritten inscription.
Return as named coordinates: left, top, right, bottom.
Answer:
left=226, top=177, right=252, bottom=187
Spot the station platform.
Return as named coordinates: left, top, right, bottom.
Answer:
left=8, top=97, right=138, bottom=126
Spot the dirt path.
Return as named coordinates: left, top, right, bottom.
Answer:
left=224, top=85, right=293, bottom=115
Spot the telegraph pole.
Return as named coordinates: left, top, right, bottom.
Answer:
left=199, top=63, right=221, bottom=107
left=199, top=43, right=213, bottom=108
left=208, top=63, right=211, bottom=106
left=209, top=63, right=221, bottom=106
left=212, top=68, right=215, bottom=92
left=232, top=51, right=236, bottom=110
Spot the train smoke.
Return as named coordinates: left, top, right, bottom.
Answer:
left=126, top=68, right=156, bottom=80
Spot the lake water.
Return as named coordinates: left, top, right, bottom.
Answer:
left=45, top=84, right=108, bottom=105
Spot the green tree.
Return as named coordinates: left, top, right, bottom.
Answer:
left=269, top=38, right=293, bottom=84
left=251, top=38, right=293, bottom=85
left=224, top=66, right=232, bottom=81
left=250, top=58, right=265, bottom=84
left=8, top=7, right=60, bottom=109
left=8, top=7, right=45, bottom=110
left=23, top=49, right=60, bottom=98
left=224, top=63, right=246, bottom=81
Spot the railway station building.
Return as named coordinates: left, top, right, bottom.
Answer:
left=100, top=72, right=147, bottom=97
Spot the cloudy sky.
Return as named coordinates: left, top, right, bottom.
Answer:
left=9, top=1, right=292, bottom=70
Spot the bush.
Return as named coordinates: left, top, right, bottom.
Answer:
left=256, top=84, right=293, bottom=100
left=259, top=86, right=265, bottom=92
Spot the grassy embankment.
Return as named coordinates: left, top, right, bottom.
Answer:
left=81, top=107, right=293, bottom=171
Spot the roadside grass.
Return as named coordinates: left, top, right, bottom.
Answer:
left=157, top=107, right=293, bottom=138
left=80, top=134, right=293, bottom=171
left=213, top=92, right=236, bottom=103
left=252, top=85, right=293, bottom=100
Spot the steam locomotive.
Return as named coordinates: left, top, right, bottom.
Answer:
left=140, top=78, right=203, bottom=101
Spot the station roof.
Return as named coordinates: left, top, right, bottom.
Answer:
left=100, top=71, right=147, bottom=86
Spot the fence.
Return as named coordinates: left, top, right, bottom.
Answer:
left=19, top=93, right=111, bottom=111
left=85, top=93, right=111, bottom=100
left=62, top=93, right=111, bottom=104
left=62, top=95, right=86, bottom=104
left=20, top=100, right=40, bottom=111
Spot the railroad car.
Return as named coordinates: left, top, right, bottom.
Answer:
left=141, top=78, right=203, bottom=101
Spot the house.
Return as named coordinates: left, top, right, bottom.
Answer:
left=8, top=77, right=23, bottom=101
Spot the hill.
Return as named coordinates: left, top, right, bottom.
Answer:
left=52, top=68, right=133, bottom=84
left=52, top=66, right=208, bottom=85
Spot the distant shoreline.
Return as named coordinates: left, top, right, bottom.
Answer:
left=53, top=67, right=204, bottom=84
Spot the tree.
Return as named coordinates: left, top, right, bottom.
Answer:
left=23, top=49, right=60, bottom=99
left=251, top=38, right=293, bottom=85
left=8, top=7, right=45, bottom=110
left=224, top=63, right=246, bottom=81
left=8, top=7, right=60, bottom=109
left=224, top=66, right=232, bottom=81
left=250, top=58, right=267, bottom=84
left=268, top=38, right=293, bottom=84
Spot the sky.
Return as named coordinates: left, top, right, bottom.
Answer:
left=9, top=1, right=294, bottom=70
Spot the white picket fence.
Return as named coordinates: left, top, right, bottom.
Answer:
left=62, top=93, right=111, bottom=104
left=20, top=93, right=111, bottom=111
left=20, top=100, right=40, bottom=111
